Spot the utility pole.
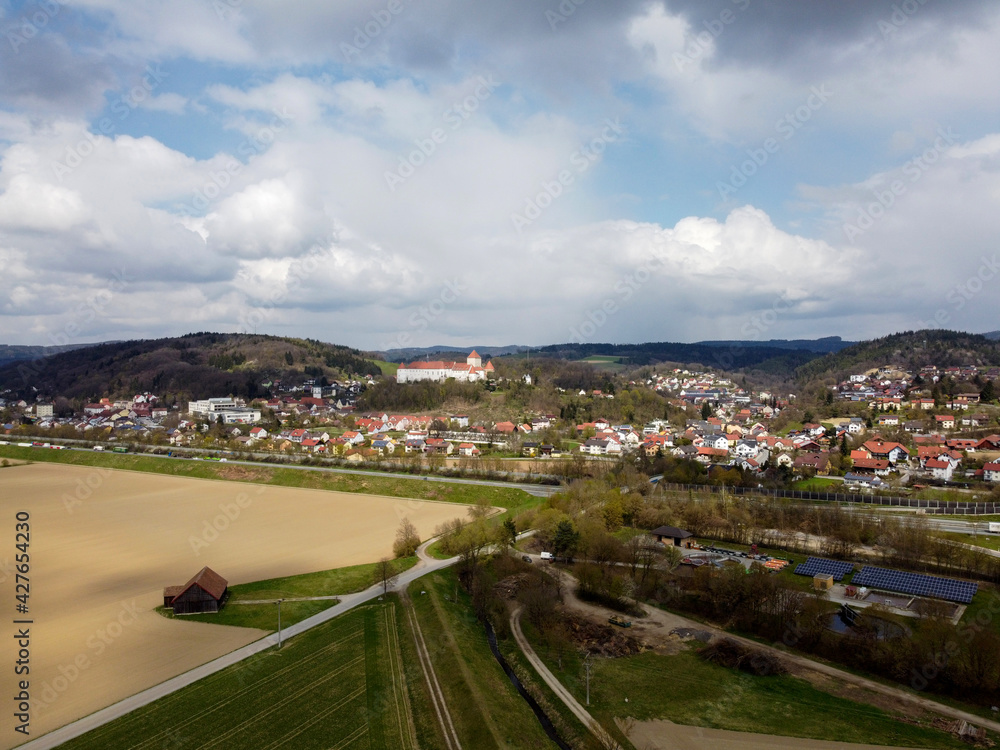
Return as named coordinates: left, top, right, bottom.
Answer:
left=277, top=599, right=283, bottom=649
left=584, top=653, right=591, bottom=706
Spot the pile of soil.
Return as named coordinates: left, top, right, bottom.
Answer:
left=495, top=573, right=532, bottom=600
left=563, top=614, right=644, bottom=658
left=698, top=638, right=788, bottom=676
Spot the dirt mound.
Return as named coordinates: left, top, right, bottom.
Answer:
left=699, top=637, right=788, bottom=676
left=563, top=614, right=644, bottom=658
left=495, top=573, right=532, bottom=600
left=669, top=627, right=713, bottom=643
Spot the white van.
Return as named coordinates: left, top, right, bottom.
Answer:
left=540, top=552, right=554, bottom=561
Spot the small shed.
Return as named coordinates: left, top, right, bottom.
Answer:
left=650, top=525, right=696, bottom=549
left=164, top=567, right=229, bottom=614
left=813, top=573, right=834, bottom=591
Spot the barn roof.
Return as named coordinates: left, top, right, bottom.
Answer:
left=163, top=585, right=185, bottom=599
left=172, top=566, right=228, bottom=601
left=650, top=525, right=693, bottom=539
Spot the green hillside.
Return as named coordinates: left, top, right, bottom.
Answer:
left=0, top=332, right=383, bottom=402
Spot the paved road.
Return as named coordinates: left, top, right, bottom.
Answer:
left=22, top=439, right=562, bottom=497
left=16, top=540, right=460, bottom=750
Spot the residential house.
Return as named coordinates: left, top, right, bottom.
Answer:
left=794, top=452, right=830, bottom=474
left=925, top=459, right=955, bottom=481
left=934, top=415, right=956, bottom=430
left=861, top=439, right=910, bottom=465
left=852, top=457, right=891, bottom=476
left=983, top=462, right=1000, bottom=483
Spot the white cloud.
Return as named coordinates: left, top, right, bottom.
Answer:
left=0, top=175, right=90, bottom=231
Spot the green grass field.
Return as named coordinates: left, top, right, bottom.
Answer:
left=228, top=558, right=419, bottom=601
left=522, top=622, right=971, bottom=748
left=370, top=359, right=400, bottom=376
left=574, top=356, right=625, bottom=373
left=154, top=559, right=421, bottom=630
left=0, top=445, right=537, bottom=513
left=792, top=476, right=845, bottom=491
left=935, top=530, right=1000, bottom=552
left=156, top=600, right=336, bottom=631
left=409, top=568, right=558, bottom=749
left=59, top=600, right=420, bottom=750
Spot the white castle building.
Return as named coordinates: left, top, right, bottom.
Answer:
left=396, top=350, right=495, bottom=383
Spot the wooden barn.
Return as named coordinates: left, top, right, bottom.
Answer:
left=650, top=525, right=696, bottom=549
left=163, top=567, right=229, bottom=614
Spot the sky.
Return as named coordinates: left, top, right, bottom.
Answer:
left=1, top=0, right=999, bottom=351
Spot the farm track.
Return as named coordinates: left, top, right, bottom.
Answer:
left=405, top=594, right=462, bottom=750
left=383, top=604, right=419, bottom=749
left=17, top=538, right=461, bottom=750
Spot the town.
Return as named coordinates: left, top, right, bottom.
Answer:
left=4, top=350, right=999, bottom=497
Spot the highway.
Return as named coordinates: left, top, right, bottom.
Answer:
left=2, top=437, right=563, bottom=497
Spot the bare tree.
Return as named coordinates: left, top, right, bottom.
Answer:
left=373, top=557, right=399, bottom=594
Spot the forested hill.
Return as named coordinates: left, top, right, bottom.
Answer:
left=0, top=343, right=98, bottom=369
left=531, top=341, right=824, bottom=372
left=795, top=330, right=1000, bottom=383
left=0, top=333, right=382, bottom=402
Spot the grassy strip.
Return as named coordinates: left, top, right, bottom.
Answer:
left=153, top=558, right=419, bottom=630
left=58, top=600, right=416, bottom=750
left=935, top=530, right=1000, bottom=552
left=408, top=568, right=558, bottom=749
left=792, top=477, right=845, bottom=490
left=156, top=600, right=335, bottom=631
left=499, top=625, right=603, bottom=750
left=228, top=557, right=418, bottom=601
left=0, top=445, right=538, bottom=513
left=523, top=626, right=970, bottom=748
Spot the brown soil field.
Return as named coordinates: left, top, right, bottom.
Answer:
left=627, top=719, right=928, bottom=750
left=0, top=463, right=467, bottom=748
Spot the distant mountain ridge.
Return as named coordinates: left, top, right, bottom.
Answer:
left=380, top=345, right=530, bottom=362
left=0, top=343, right=101, bottom=369
left=529, top=340, right=823, bottom=373
left=693, top=337, right=854, bottom=354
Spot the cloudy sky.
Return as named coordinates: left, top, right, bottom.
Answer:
left=1, top=0, right=999, bottom=351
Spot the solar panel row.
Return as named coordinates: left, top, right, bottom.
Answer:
left=793, top=557, right=855, bottom=581
left=852, top=566, right=977, bottom=604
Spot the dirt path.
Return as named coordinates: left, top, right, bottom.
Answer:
left=539, top=563, right=1000, bottom=737
left=510, top=607, right=620, bottom=748
left=628, top=719, right=930, bottom=750
left=401, top=543, right=462, bottom=750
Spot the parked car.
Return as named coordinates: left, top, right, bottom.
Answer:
left=521, top=555, right=532, bottom=563
left=609, top=615, right=632, bottom=628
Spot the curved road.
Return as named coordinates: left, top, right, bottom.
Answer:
left=535, top=563, right=1000, bottom=738
left=16, top=540, right=460, bottom=750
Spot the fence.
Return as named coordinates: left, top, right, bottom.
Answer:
left=654, top=482, right=1000, bottom=515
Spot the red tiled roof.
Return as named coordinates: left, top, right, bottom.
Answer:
left=167, top=566, right=227, bottom=602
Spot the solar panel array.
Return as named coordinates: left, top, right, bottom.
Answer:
left=794, top=557, right=855, bottom=581
left=852, top=566, right=978, bottom=604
